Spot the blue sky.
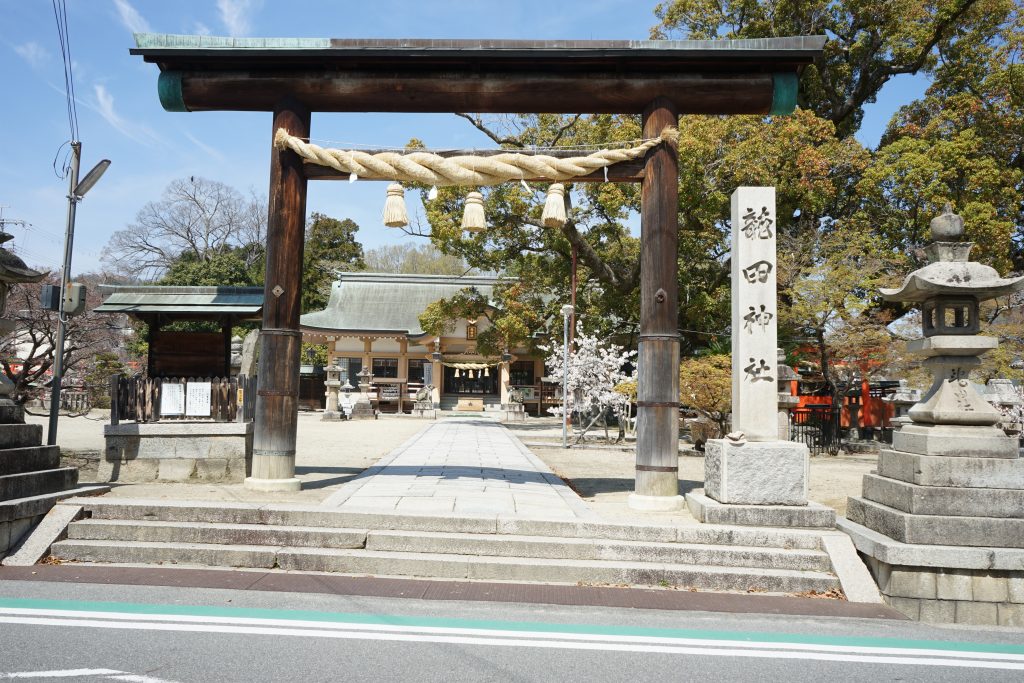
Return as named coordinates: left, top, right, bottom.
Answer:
left=0, top=0, right=928, bottom=276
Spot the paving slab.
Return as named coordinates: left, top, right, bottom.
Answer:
left=322, top=419, right=596, bottom=520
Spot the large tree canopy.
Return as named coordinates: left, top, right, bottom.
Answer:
left=101, top=177, right=266, bottom=281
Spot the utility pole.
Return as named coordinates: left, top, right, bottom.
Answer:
left=46, top=143, right=109, bottom=446
left=47, top=142, right=81, bottom=446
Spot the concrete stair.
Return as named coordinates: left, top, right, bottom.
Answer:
left=0, top=422, right=110, bottom=559
left=50, top=498, right=842, bottom=595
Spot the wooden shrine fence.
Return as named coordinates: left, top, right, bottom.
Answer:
left=110, top=375, right=257, bottom=425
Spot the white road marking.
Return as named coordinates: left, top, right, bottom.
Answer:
left=1, top=607, right=1022, bottom=664
left=1, top=614, right=1022, bottom=672
left=2, top=671, right=123, bottom=679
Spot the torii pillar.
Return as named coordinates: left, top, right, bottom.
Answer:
left=245, top=98, right=309, bottom=491
left=629, top=97, right=683, bottom=511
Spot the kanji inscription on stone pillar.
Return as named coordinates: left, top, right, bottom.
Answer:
left=731, top=186, right=778, bottom=441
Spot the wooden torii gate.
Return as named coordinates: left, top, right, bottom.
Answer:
left=132, top=35, right=824, bottom=507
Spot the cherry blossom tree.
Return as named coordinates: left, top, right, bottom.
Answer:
left=541, top=325, right=636, bottom=443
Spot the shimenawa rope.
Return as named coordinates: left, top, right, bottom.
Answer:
left=273, top=127, right=679, bottom=186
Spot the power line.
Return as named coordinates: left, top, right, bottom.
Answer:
left=51, top=0, right=79, bottom=179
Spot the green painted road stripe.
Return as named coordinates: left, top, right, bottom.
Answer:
left=1, top=597, right=1020, bottom=656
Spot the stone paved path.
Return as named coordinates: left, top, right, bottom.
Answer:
left=321, top=419, right=594, bottom=519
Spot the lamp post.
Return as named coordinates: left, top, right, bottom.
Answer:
left=47, top=143, right=109, bottom=446
left=560, top=304, right=574, bottom=448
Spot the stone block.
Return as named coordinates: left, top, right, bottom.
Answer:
left=888, top=567, right=937, bottom=599
left=893, top=424, right=1017, bottom=458
left=704, top=439, right=808, bottom=505
left=886, top=596, right=921, bottom=620
left=862, top=473, right=1024, bottom=519
left=878, top=449, right=1024, bottom=489
left=955, top=601, right=998, bottom=625
left=158, top=459, right=197, bottom=481
left=936, top=569, right=973, bottom=601
left=194, top=458, right=236, bottom=483
left=0, top=520, right=10, bottom=553
left=685, top=491, right=834, bottom=528
left=972, top=572, right=1009, bottom=602
left=919, top=599, right=956, bottom=624
left=111, top=458, right=159, bottom=483
left=0, top=424, right=43, bottom=449
left=1010, top=576, right=1024, bottom=603
left=846, top=497, right=1024, bottom=548
left=998, top=604, right=1024, bottom=627
left=839, top=516, right=1024, bottom=571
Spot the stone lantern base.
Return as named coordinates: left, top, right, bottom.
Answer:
left=839, top=424, right=1024, bottom=625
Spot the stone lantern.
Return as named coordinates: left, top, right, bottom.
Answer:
left=840, top=206, right=1024, bottom=624
left=878, top=206, right=1022, bottom=436
left=322, top=363, right=342, bottom=421
left=348, top=366, right=376, bottom=420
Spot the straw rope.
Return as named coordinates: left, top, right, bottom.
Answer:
left=273, top=127, right=678, bottom=186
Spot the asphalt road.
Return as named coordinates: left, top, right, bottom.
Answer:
left=0, top=580, right=1022, bottom=683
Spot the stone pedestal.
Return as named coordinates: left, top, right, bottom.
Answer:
left=703, top=439, right=809, bottom=505
left=103, top=422, right=253, bottom=483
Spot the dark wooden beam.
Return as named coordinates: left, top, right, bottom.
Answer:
left=634, top=97, right=682, bottom=506
left=248, top=97, right=310, bottom=491
left=169, top=71, right=775, bottom=114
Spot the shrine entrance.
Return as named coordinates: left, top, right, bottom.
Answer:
left=131, top=34, right=823, bottom=508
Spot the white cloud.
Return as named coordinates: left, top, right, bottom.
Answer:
left=184, top=131, right=227, bottom=162
left=112, top=0, right=151, bottom=35
left=93, top=83, right=162, bottom=146
left=218, top=0, right=260, bottom=37
left=14, top=41, right=48, bottom=68
left=193, top=22, right=212, bottom=36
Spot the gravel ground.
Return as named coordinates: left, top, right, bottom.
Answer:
left=505, top=418, right=875, bottom=522
left=26, top=410, right=874, bottom=519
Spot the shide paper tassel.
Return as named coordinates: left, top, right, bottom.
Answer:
left=542, top=183, right=566, bottom=228
left=382, top=183, right=408, bottom=228
left=461, top=191, right=486, bottom=232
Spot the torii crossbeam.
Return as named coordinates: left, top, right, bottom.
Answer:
left=131, top=35, right=824, bottom=507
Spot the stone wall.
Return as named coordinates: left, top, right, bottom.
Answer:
left=103, top=422, right=253, bottom=484
left=863, top=556, right=1024, bottom=626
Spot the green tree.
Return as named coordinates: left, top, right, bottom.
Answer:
left=651, top=0, right=1014, bottom=138
left=302, top=213, right=365, bottom=313
left=679, top=354, right=732, bottom=439
left=418, top=281, right=546, bottom=358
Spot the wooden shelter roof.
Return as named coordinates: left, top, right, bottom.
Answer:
left=95, top=285, right=264, bottom=318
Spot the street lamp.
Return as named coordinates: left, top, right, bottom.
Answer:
left=560, top=304, right=574, bottom=448
left=47, top=143, right=109, bottom=446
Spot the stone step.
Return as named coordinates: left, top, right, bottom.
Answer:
left=0, top=424, right=43, bottom=450
left=64, top=519, right=831, bottom=572
left=0, top=468, right=78, bottom=502
left=68, top=519, right=368, bottom=549
left=877, top=449, right=1024, bottom=489
left=68, top=498, right=824, bottom=550
left=847, top=496, right=1024, bottom=548
left=0, top=446, right=61, bottom=476
left=364, top=530, right=833, bottom=572
left=0, top=485, right=110, bottom=523
left=862, top=473, right=1024, bottom=519
left=50, top=539, right=839, bottom=594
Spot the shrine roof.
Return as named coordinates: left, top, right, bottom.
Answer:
left=300, top=272, right=504, bottom=338
left=95, top=285, right=264, bottom=317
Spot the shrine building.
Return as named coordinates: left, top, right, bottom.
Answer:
left=300, top=272, right=549, bottom=413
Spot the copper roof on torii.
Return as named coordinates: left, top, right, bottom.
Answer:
left=300, top=272, right=503, bottom=338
